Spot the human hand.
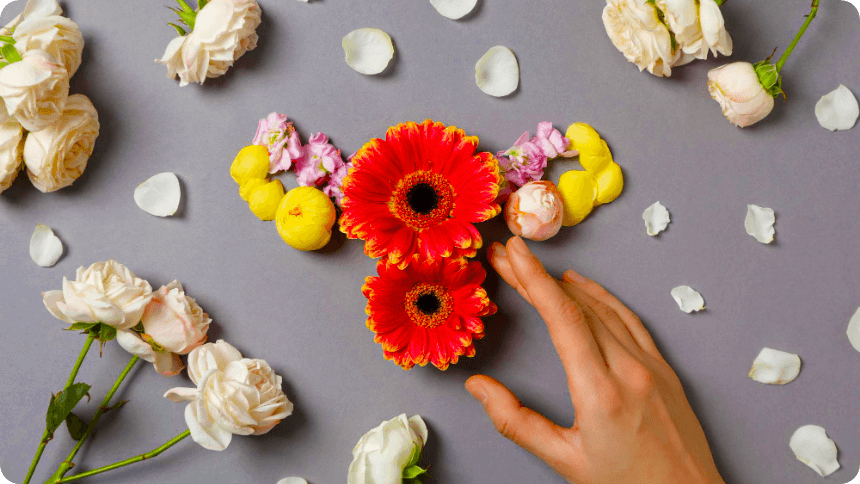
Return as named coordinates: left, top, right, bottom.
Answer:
left=465, top=236, right=726, bottom=484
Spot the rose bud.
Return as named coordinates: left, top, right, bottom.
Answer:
left=504, top=180, right=564, bottom=241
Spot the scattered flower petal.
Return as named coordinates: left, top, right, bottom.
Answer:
left=671, top=285, right=704, bottom=313
left=429, top=0, right=478, bottom=19
left=748, top=348, right=801, bottom=385
left=847, top=308, right=860, bottom=354
left=815, top=84, right=859, bottom=132
left=789, top=425, right=840, bottom=477
left=475, top=46, right=519, bottom=97
left=342, top=28, right=394, bottom=75
left=744, top=204, right=775, bottom=244
left=643, top=201, right=670, bottom=236
left=134, top=172, right=181, bottom=217
left=277, top=478, right=308, bottom=484
left=29, top=224, right=63, bottom=267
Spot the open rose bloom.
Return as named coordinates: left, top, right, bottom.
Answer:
left=1, top=0, right=85, bottom=76
left=0, top=48, right=69, bottom=132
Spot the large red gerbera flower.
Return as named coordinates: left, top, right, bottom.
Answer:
left=340, top=120, right=501, bottom=269
left=362, top=257, right=497, bottom=370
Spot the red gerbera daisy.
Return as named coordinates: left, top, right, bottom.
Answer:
left=340, top=120, right=501, bottom=269
left=362, top=257, right=497, bottom=370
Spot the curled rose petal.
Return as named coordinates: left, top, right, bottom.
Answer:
left=29, top=224, right=63, bottom=267
left=429, top=0, right=478, bottom=19
left=642, top=201, right=670, bottom=236
left=815, top=84, right=859, bottom=132
left=748, top=348, right=801, bottom=385
left=342, top=28, right=394, bottom=75
left=475, top=46, right=519, bottom=97
left=744, top=204, right=775, bottom=244
left=277, top=479, right=308, bottom=484
left=134, top=172, right=181, bottom=217
left=789, top=425, right=840, bottom=477
left=847, top=308, right=860, bottom=354
left=670, top=285, right=704, bottom=313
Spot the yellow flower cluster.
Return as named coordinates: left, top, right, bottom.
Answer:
left=556, top=123, right=624, bottom=226
left=230, top=146, right=336, bottom=251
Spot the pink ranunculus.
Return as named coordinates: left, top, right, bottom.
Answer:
left=252, top=112, right=303, bottom=173
left=497, top=131, right=548, bottom=188
left=295, top=132, right=350, bottom=205
left=532, top=121, right=577, bottom=159
left=140, top=281, right=211, bottom=355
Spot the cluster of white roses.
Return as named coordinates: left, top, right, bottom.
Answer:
left=43, top=260, right=293, bottom=451
left=603, top=0, right=731, bottom=77
left=157, top=0, right=262, bottom=87
left=0, top=0, right=99, bottom=194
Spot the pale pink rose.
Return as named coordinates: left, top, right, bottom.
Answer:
left=116, top=330, right=184, bottom=377
left=532, top=122, right=577, bottom=159
left=252, top=112, right=303, bottom=173
left=140, top=281, right=211, bottom=355
left=295, top=132, right=350, bottom=204
left=707, top=62, right=774, bottom=128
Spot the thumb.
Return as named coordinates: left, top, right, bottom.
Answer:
left=465, top=375, right=578, bottom=470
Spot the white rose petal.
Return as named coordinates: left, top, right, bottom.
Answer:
left=671, top=285, right=705, bottom=313
left=744, top=204, right=775, bottom=244
left=0, top=109, right=24, bottom=193
left=134, top=172, right=181, bottom=217
left=430, top=0, right=478, bottom=19
left=277, top=479, right=308, bottom=484
left=342, top=28, right=394, bottom=75
left=475, top=46, right=519, bottom=97
left=789, top=425, right=840, bottom=477
left=29, top=224, right=63, bottom=267
left=847, top=308, right=860, bottom=353
left=815, top=84, right=859, bottom=132
left=642, top=201, right=670, bottom=236
left=748, top=348, right=801, bottom=385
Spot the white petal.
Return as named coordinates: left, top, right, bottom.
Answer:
left=748, top=348, right=801, bottom=384
left=815, top=84, right=859, bottom=132
left=744, top=204, right=775, bottom=244
left=134, top=172, right=181, bottom=217
left=429, top=0, right=478, bottom=19
left=789, top=425, right=840, bottom=477
left=342, top=28, right=394, bottom=75
left=475, top=46, right=519, bottom=97
left=847, top=308, right=860, bottom=353
left=642, top=201, right=670, bottom=236
left=29, top=224, right=63, bottom=267
left=670, top=285, right=705, bottom=313
left=409, top=415, right=429, bottom=445
left=276, top=478, right=308, bottom=484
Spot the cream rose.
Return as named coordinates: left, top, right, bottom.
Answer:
left=24, top=93, right=99, bottom=192
left=655, top=0, right=731, bottom=60
left=707, top=62, right=774, bottom=128
left=0, top=49, right=69, bottom=132
left=140, top=281, right=211, bottom=355
left=42, top=260, right=154, bottom=330
left=164, top=340, right=293, bottom=451
left=0, top=109, right=24, bottom=193
left=2, top=0, right=84, bottom=76
left=602, top=0, right=678, bottom=77
left=116, top=330, right=184, bottom=377
left=698, top=0, right=732, bottom=58
left=348, top=414, right=428, bottom=484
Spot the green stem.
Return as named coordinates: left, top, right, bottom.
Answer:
left=47, top=356, right=140, bottom=483
left=775, top=0, right=820, bottom=72
left=56, top=430, right=190, bottom=483
left=22, top=333, right=96, bottom=484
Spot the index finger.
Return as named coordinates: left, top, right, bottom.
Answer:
left=505, top=236, right=608, bottom=388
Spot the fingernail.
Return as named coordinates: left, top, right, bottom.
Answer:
left=490, top=242, right=506, bottom=258
left=465, top=378, right=487, bottom=404
left=564, top=270, right=587, bottom=284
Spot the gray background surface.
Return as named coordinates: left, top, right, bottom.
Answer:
left=1, top=0, right=859, bottom=483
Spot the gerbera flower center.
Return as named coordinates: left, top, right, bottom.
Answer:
left=404, top=282, right=453, bottom=329
left=390, top=171, right=454, bottom=230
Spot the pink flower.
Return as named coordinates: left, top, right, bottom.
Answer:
left=252, top=112, right=303, bottom=173
left=295, top=132, right=351, bottom=205
left=497, top=132, right=547, bottom=188
left=532, top=121, right=577, bottom=159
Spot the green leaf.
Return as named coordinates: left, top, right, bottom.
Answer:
left=46, top=383, right=91, bottom=436
left=178, top=10, right=196, bottom=30
left=102, top=400, right=128, bottom=413
left=406, top=444, right=422, bottom=468
left=402, top=465, right=427, bottom=480
left=0, top=35, right=15, bottom=44
left=176, top=0, right=194, bottom=12
left=0, top=44, right=21, bottom=63
left=65, top=412, right=87, bottom=440
left=98, top=324, right=117, bottom=343
left=198, top=0, right=208, bottom=9
left=168, top=22, right=187, bottom=36
left=66, top=322, right=99, bottom=332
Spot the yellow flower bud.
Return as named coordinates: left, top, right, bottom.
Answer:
left=557, top=170, right=596, bottom=227
left=230, top=145, right=269, bottom=185
left=276, top=186, right=337, bottom=251
left=239, top=178, right=268, bottom=202
left=593, top=162, right=624, bottom=205
left=248, top=179, right=286, bottom=221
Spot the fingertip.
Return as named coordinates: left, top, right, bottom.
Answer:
left=563, top=270, right=588, bottom=284
left=507, top=235, right=529, bottom=255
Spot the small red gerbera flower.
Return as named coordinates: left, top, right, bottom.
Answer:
left=340, top=120, right=501, bottom=269
left=362, top=257, right=497, bottom=370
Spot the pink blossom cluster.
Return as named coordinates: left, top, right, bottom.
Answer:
left=496, top=122, right=577, bottom=201
left=252, top=113, right=350, bottom=204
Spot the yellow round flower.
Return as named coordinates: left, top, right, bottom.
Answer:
left=230, top=145, right=269, bottom=185
left=239, top=178, right=268, bottom=201
left=276, top=186, right=337, bottom=251
left=557, top=170, right=596, bottom=227
left=248, top=180, right=286, bottom=221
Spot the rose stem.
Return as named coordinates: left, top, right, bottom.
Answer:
left=47, top=356, right=140, bottom=482
left=775, top=0, right=820, bottom=72
left=22, top=333, right=96, bottom=484
left=55, top=430, right=190, bottom=483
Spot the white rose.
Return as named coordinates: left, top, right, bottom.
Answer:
left=698, top=0, right=732, bottom=58
left=139, top=280, right=211, bottom=354
left=2, top=0, right=84, bottom=76
left=42, top=260, right=154, bottom=330
left=602, top=0, right=678, bottom=77
left=0, top=49, right=69, bottom=132
left=0, top=109, right=24, bottom=193
left=116, top=330, right=184, bottom=377
left=656, top=0, right=702, bottom=55
left=164, top=340, right=293, bottom=451
left=348, top=414, right=429, bottom=484
left=707, top=62, right=774, bottom=128
left=156, top=35, right=208, bottom=87
left=23, top=93, right=99, bottom=192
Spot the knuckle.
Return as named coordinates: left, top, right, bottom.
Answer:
left=494, top=416, right=519, bottom=442
left=626, top=363, right=656, bottom=396
left=590, top=380, right=624, bottom=416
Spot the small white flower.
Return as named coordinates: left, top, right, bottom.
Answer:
left=348, top=414, right=428, bottom=484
